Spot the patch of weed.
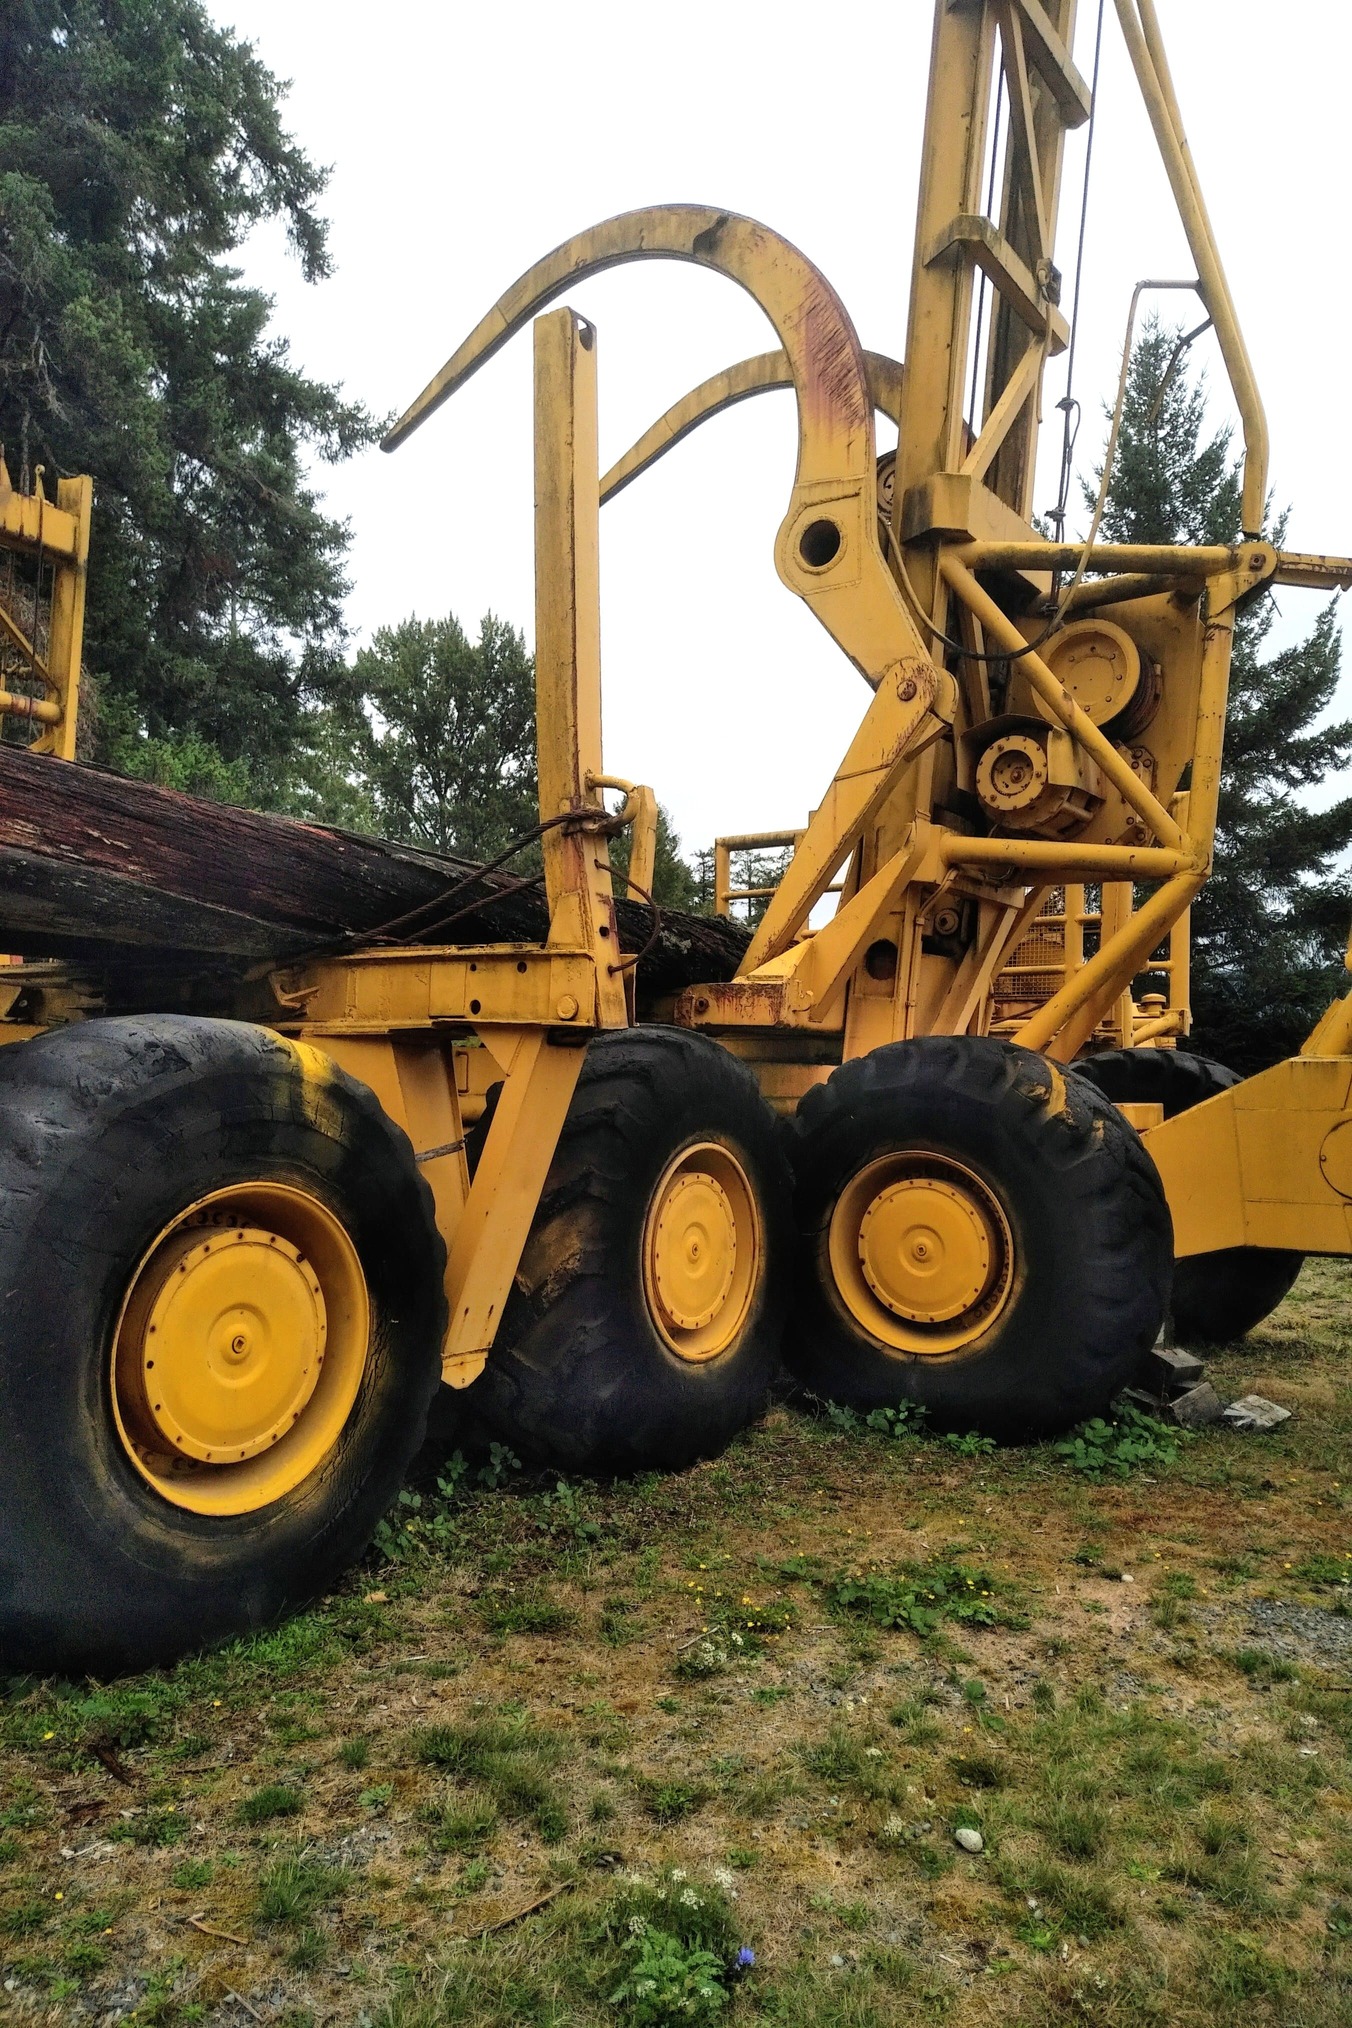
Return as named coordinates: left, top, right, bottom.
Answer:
left=425, top=1797, right=498, bottom=1853
left=257, top=1854, right=344, bottom=1926
left=170, top=1859, right=213, bottom=1890
left=108, top=1806, right=187, bottom=1848
left=825, top=1558, right=1017, bottom=1634
left=639, top=1779, right=709, bottom=1824
left=479, top=1588, right=577, bottom=1637
left=413, top=1715, right=568, bottom=1841
left=236, top=1784, right=303, bottom=1826
left=1295, top=1553, right=1352, bottom=1588
left=1055, top=1402, right=1184, bottom=1479
left=1232, top=1647, right=1298, bottom=1684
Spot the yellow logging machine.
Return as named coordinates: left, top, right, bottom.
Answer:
left=1, top=1, right=1349, bottom=1673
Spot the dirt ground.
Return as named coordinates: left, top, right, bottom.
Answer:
left=2, top=1262, right=1350, bottom=2027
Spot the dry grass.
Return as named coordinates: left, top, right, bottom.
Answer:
left=2, top=1262, right=1351, bottom=2025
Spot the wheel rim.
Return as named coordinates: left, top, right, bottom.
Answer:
left=642, top=1141, right=760, bottom=1362
left=111, top=1183, right=370, bottom=1516
left=828, top=1154, right=1014, bottom=1356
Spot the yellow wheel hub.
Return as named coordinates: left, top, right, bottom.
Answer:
left=134, top=1227, right=327, bottom=1463
left=112, top=1183, right=370, bottom=1517
left=829, top=1154, right=1014, bottom=1357
left=643, top=1141, right=760, bottom=1362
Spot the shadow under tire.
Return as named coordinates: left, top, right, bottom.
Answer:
left=466, top=1026, right=791, bottom=1474
left=1073, top=1046, right=1303, bottom=1344
left=0, top=1015, right=445, bottom=1677
left=786, top=1036, right=1172, bottom=1439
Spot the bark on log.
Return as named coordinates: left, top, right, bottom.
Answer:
left=0, top=746, right=750, bottom=993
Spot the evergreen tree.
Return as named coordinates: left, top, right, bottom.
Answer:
left=313, top=613, right=539, bottom=860
left=0, top=1, right=375, bottom=788
left=1093, top=318, right=1352, bottom=1071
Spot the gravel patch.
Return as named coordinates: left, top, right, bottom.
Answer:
left=1243, top=1599, right=1352, bottom=1665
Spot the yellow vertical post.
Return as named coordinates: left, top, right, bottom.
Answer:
left=1098, top=882, right=1134, bottom=1047
left=34, top=473, right=91, bottom=760
left=1063, top=883, right=1085, bottom=980
left=714, top=840, right=732, bottom=919
left=533, top=307, right=628, bottom=1028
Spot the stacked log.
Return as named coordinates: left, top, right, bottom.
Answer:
left=0, top=746, right=750, bottom=994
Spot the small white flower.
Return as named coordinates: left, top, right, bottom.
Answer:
left=712, top=1867, right=738, bottom=1895
left=627, top=1914, right=648, bottom=1936
left=679, top=1887, right=702, bottom=1909
left=865, top=1747, right=884, bottom=1758
left=670, top=1867, right=687, bottom=1883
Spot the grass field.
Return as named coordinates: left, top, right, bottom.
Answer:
left=2, top=1264, right=1350, bottom=2027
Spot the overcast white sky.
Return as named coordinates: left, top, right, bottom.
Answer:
left=211, top=0, right=1352, bottom=856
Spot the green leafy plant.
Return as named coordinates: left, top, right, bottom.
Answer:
left=372, top=1446, right=522, bottom=1563
left=611, top=1923, right=730, bottom=2022
left=826, top=1558, right=1017, bottom=1635
left=942, top=1429, right=997, bottom=1457
left=639, top=1779, right=709, bottom=1825
left=606, top=1870, right=746, bottom=2022
left=1054, top=1402, right=1183, bottom=1480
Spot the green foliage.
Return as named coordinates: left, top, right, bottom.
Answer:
left=1294, top=1552, right=1352, bottom=1588
left=256, top=1854, right=343, bottom=1926
left=825, top=1558, right=1012, bottom=1635
left=640, top=1780, right=709, bottom=1824
left=605, top=1870, right=743, bottom=2023
left=107, top=1806, right=186, bottom=1847
left=1095, top=318, right=1352, bottom=1069
left=236, top=1783, right=303, bottom=1826
left=169, top=1860, right=213, bottom=1890
left=610, top=1924, right=730, bottom=2023
left=299, top=613, right=538, bottom=857
left=424, top=1797, right=497, bottom=1854
left=611, top=803, right=710, bottom=912
left=480, top=1588, right=577, bottom=1637
left=1054, top=1399, right=1183, bottom=1479
left=823, top=1398, right=926, bottom=1440
left=412, top=1714, right=568, bottom=1841
left=0, top=0, right=375, bottom=788
left=371, top=1445, right=520, bottom=1564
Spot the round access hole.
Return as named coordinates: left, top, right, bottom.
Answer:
left=799, top=518, right=843, bottom=569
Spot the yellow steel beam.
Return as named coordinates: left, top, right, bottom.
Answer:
left=738, top=662, right=954, bottom=972
left=533, top=307, right=629, bottom=1027
left=382, top=205, right=934, bottom=693
left=275, top=946, right=600, bottom=1034
left=440, top=1027, right=586, bottom=1384
left=923, top=215, right=1070, bottom=350
left=1114, top=0, right=1268, bottom=535
left=598, top=348, right=905, bottom=506
left=1009, top=0, right=1092, bottom=124
left=1145, top=1055, right=1352, bottom=1258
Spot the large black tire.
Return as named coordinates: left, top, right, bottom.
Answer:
left=786, top=1037, right=1171, bottom=1439
left=1073, top=1047, right=1303, bottom=1344
left=466, top=1027, right=791, bottom=1473
left=0, top=1016, right=445, bottom=1677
